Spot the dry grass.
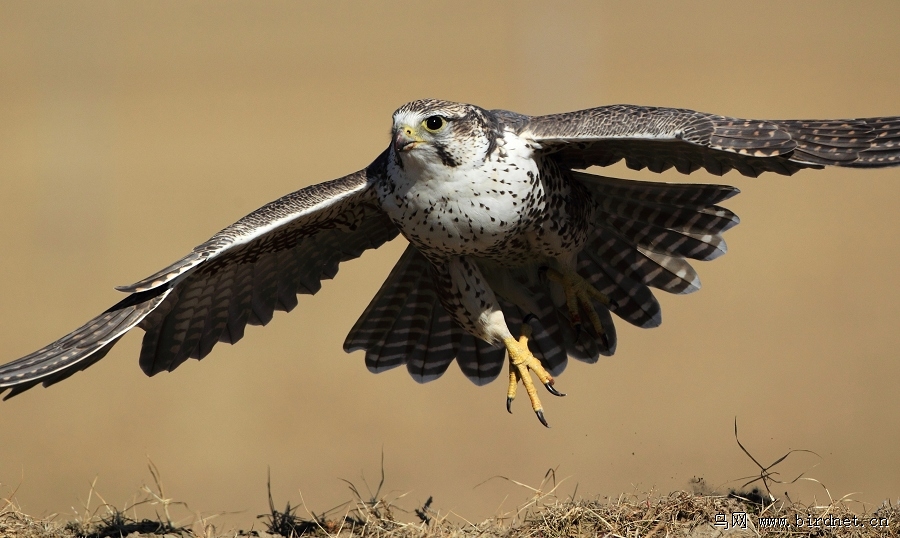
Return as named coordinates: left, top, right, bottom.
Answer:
left=3, top=472, right=898, bottom=538
left=3, top=430, right=897, bottom=537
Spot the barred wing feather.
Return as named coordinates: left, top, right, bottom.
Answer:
left=0, top=152, right=397, bottom=398
left=524, top=105, right=900, bottom=176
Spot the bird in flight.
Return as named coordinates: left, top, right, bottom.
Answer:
left=1, top=100, right=898, bottom=426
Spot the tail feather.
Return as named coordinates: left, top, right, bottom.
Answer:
left=455, top=334, right=505, bottom=386
left=344, top=245, right=427, bottom=352
left=406, top=310, right=461, bottom=383
left=348, top=245, right=609, bottom=385
left=348, top=245, right=509, bottom=385
left=405, top=297, right=453, bottom=383
left=367, top=279, right=437, bottom=374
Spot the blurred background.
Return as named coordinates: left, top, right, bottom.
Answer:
left=1, top=0, right=898, bottom=530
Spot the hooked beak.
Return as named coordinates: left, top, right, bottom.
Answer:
left=393, top=126, right=421, bottom=153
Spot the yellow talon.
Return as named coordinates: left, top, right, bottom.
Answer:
left=504, top=321, right=565, bottom=427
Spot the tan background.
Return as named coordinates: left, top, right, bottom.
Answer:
left=1, top=0, right=898, bottom=530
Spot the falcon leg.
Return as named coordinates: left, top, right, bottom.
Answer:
left=427, top=257, right=567, bottom=426
left=541, top=266, right=613, bottom=347
left=504, top=321, right=565, bottom=428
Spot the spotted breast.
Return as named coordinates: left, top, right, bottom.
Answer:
left=378, top=100, right=593, bottom=267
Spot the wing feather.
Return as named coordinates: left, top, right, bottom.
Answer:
left=575, top=173, right=739, bottom=297
left=247, top=251, right=279, bottom=327
left=221, top=262, right=255, bottom=345
left=0, top=287, right=172, bottom=399
left=590, top=230, right=701, bottom=295
left=197, top=266, right=236, bottom=358
left=0, top=151, right=397, bottom=396
left=579, top=249, right=662, bottom=329
left=522, top=105, right=900, bottom=176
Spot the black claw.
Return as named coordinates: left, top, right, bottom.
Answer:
left=572, top=322, right=583, bottom=341
left=545, top=382, right=566, bottom=397
left=535, top=409, right=550, bottom=428
left=507, top=397, right=513, bottom=413
left=522, top=313, right=537, bottom=325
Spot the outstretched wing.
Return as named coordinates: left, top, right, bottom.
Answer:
left=0, top=150, right=397, bottom=399
left=520, top=105, right=900, bottom=177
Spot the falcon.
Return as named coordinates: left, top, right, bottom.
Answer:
left=2, top=99, right=898, bottom=426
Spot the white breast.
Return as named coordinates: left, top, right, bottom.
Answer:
left=380, top=131, right=543, bottom=256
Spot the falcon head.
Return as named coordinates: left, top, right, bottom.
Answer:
left=390, top=99, right=502, bottom=169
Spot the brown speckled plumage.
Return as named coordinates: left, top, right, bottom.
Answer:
left=2, top=99, right=898, bottom=399
left=527, top=105, right=900, bottom=176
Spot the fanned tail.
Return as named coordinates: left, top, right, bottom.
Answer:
left=344, top=245, right=601, bottom=384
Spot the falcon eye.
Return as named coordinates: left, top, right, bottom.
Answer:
left=424, top=116, right=445, bottom=131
